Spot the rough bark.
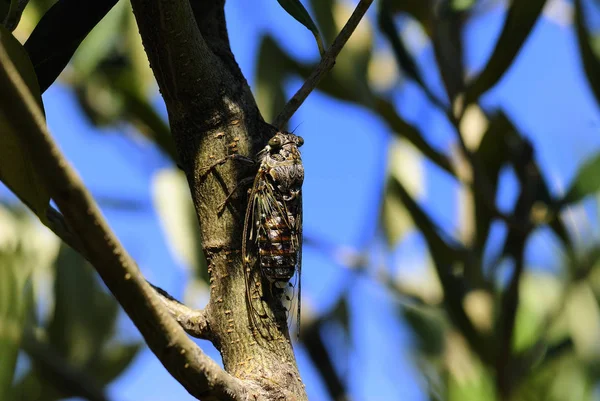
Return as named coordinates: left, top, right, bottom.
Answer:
left=129, top=0, right=306, bottom=399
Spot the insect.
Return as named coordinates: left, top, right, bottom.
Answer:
left=242, top=132, right=304, bottom=337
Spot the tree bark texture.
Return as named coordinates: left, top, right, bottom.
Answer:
left=129, top=0, right=306, bottom=399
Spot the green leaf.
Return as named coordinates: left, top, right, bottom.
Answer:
left=47, top=244, right=118, bottom=365
left=0, top=25, right=50, bottom=221
left=0, top=0, right=10, bottom=22
left=472, top=112, right=515, bottom=251
left=277, top=0, right=325, bottom=55
left=378, top=1, right=429, bottom=89
left=448, top=364, right=496, bottom=401
left=91, top=343, right=141, bottom=384
left=0, top=250, right=33, bottom=400
left=432, top=3, right=465, bottom=106
left=71, top=0, right=128, bottom=80
left=574, top=0, right=600, bottom=110
left=562, top=152, right=600, bottom=206
left=465, top=0, right=547, bottom=104
left=387, top=0, right=433, bottom=36
left=3, top=0, right=27, bottom=31
left=308, top=0, right=336, bottom=45
left=402, top=304, right=445, bottom=357
left=256, top=35, right=289, bottom=124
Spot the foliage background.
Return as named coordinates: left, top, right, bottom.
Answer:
left=3, top=0, right=600, bottom=400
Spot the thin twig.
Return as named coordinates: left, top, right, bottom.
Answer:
left=150, top=283, right=211, bottom=340
left=0, top=44, right=244, bottom=401
left=273, top=0, right=374, bottom=128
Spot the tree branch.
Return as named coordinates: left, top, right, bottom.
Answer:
left=150, top=284, right=211, bottom=340
left=47, top=208, right=212, bottom=341
left=0, top=44, right=244, bottom=401
left=273, top=0, right=374, bottom=128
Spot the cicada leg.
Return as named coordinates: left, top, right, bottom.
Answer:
left=217, top=176, right=255, bottom=213
left=198, top=153, right=255, bottom=179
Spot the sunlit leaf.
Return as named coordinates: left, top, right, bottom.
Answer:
left=277, top=0, right=325, bottom=55
left=448, top=362, right=496, bottom=401
left=465, top=0, right=547, bottom=104
left=0, top=25, right=50, bottom=221
left=152, top=168, right=208, bottom=282
left=561, top=152, right=600, bottom=206
left=575, top=0, right=600, bottom=110
left=381, top=138, right=422, bottom=246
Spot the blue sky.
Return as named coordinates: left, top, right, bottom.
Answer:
left=6, top=0, right=600, bottom=400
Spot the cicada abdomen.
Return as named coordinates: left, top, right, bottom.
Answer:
left=243, top=132, right=304, bottom=335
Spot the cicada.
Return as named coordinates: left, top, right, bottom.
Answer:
left=242, top=132, right=304, bottom=336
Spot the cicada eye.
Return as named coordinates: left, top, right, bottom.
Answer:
left=296, top=136, right=304, bottom=147
left=268, top=136, right=281, bottom=148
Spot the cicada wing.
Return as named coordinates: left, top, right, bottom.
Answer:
left=297, top=190, right=303, bottom=338
left=242, top=172, right=267, bottom=330
left=280, top=190, right=303, bottom=338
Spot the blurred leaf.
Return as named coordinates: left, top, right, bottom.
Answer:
left=0, top=250, right=33, bottom=400
left=566, top=282, right=600, bottom=361
left=387, top=176, right=489, bottom=358
left=329, top=1, right=373, bottom=103
left=256, top=34, right=454, bottom=174
left=303, top=318, right=349, bottom=401
left=308, top=0, right=336, bottom=45
left=381, top=182, right=413, bottom=247
left=90, top=343, right=141, bottom=384
left=47, top=244, right=118, bottom=365
left=402, top=304, right=445, bottom=356
left=0, top=0, right=9, bottom=22
left=0, top=25, right=50, bottom=221
left=378, top=1, right=426, bottom=87
left=71, top=0, right=127, bottom=80
left=448, top=363, right=496, bottom=401
left=561, top=152, right=600, bottom=206
left=330, top=294, right=350, bottom=333
left=575, top=0, right=600, bottom=111
left=513, top=273, right=562, bottom=353
left=465, top=0, right=547, bottom=104
left=17, top=332, right=109, bottom=401
left=24, top=0, right=118, bottom=93
left=3, top=0, right=27, bottom=31
left=256, top=35, right=289, bottom=124
left=381, top=138, right=422, bottom=246
left=121, top=86, right=177, bottom=161
left=432, top=3, right=465, bottom=108
left=152, top=169, right=208, bottom=283
left=472, top=113, right=514, bottom=251
left=277, top=0, right=325, bottom=55
left=374, top=98, right=454, bottom=175
left=387, top=175, right=463, bottom=268
left=387, top=0, right=433, bottom=35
